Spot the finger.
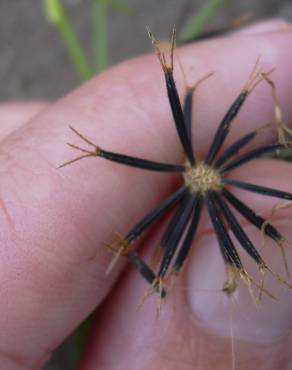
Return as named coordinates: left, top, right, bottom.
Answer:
left=0, top=102, right=49, bottom=140
left=0, top=23, right=292, bottom=368
left=232, top=19, right=291, bottom=35
left=81, top=159, right=292, bottom=370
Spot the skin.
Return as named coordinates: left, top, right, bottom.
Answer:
left=1, top=20, right=292, bottom=370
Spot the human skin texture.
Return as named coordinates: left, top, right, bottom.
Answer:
left=1, top=19, right=292, bottom=370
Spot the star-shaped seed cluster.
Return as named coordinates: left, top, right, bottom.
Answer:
left=61, top=30, right=292, bottom=300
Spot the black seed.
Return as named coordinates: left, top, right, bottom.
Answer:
left=206, top=92, right=248, bottom=164
left=221, top=143, right=288, bottom=173
left=225, top=179, right=292, bottom=201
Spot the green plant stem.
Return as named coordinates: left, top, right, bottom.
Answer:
left=178, top=0, right=228, bottom=43
left=94, top=0, right=108, bottom=72
left=44, top=0, right=92, bottom=81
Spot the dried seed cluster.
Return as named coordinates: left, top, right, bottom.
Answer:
left=184, top=162, right=223, bottom=194
left=61, top=29, right=292, bottom=300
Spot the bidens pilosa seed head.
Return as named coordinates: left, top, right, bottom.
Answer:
left=60, top=28, right=292, bottom=301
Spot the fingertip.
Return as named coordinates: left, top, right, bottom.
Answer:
left=187, top=223, right=292, bottom=344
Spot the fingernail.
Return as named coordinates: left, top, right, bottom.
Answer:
left=233, top=19, right=292, bottom=35
left=186, top=222, right=292, bottom=344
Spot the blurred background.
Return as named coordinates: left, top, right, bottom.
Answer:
left=1, top=0, right=292, bottom=101
left=0, top=0, right=291, bottom=369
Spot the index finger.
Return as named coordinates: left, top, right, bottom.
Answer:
left=0, top=25, right=292, bottom=368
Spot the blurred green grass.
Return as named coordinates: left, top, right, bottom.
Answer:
left=43, top=0, right=228, bottom=81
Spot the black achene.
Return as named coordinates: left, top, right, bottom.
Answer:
left=60, top=29, right=292, bottom=300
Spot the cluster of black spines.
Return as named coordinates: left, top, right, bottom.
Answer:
left=61, top=29, right=292, bottom=299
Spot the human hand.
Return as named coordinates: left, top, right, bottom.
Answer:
left=1, top=20, right=292, bottom=370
